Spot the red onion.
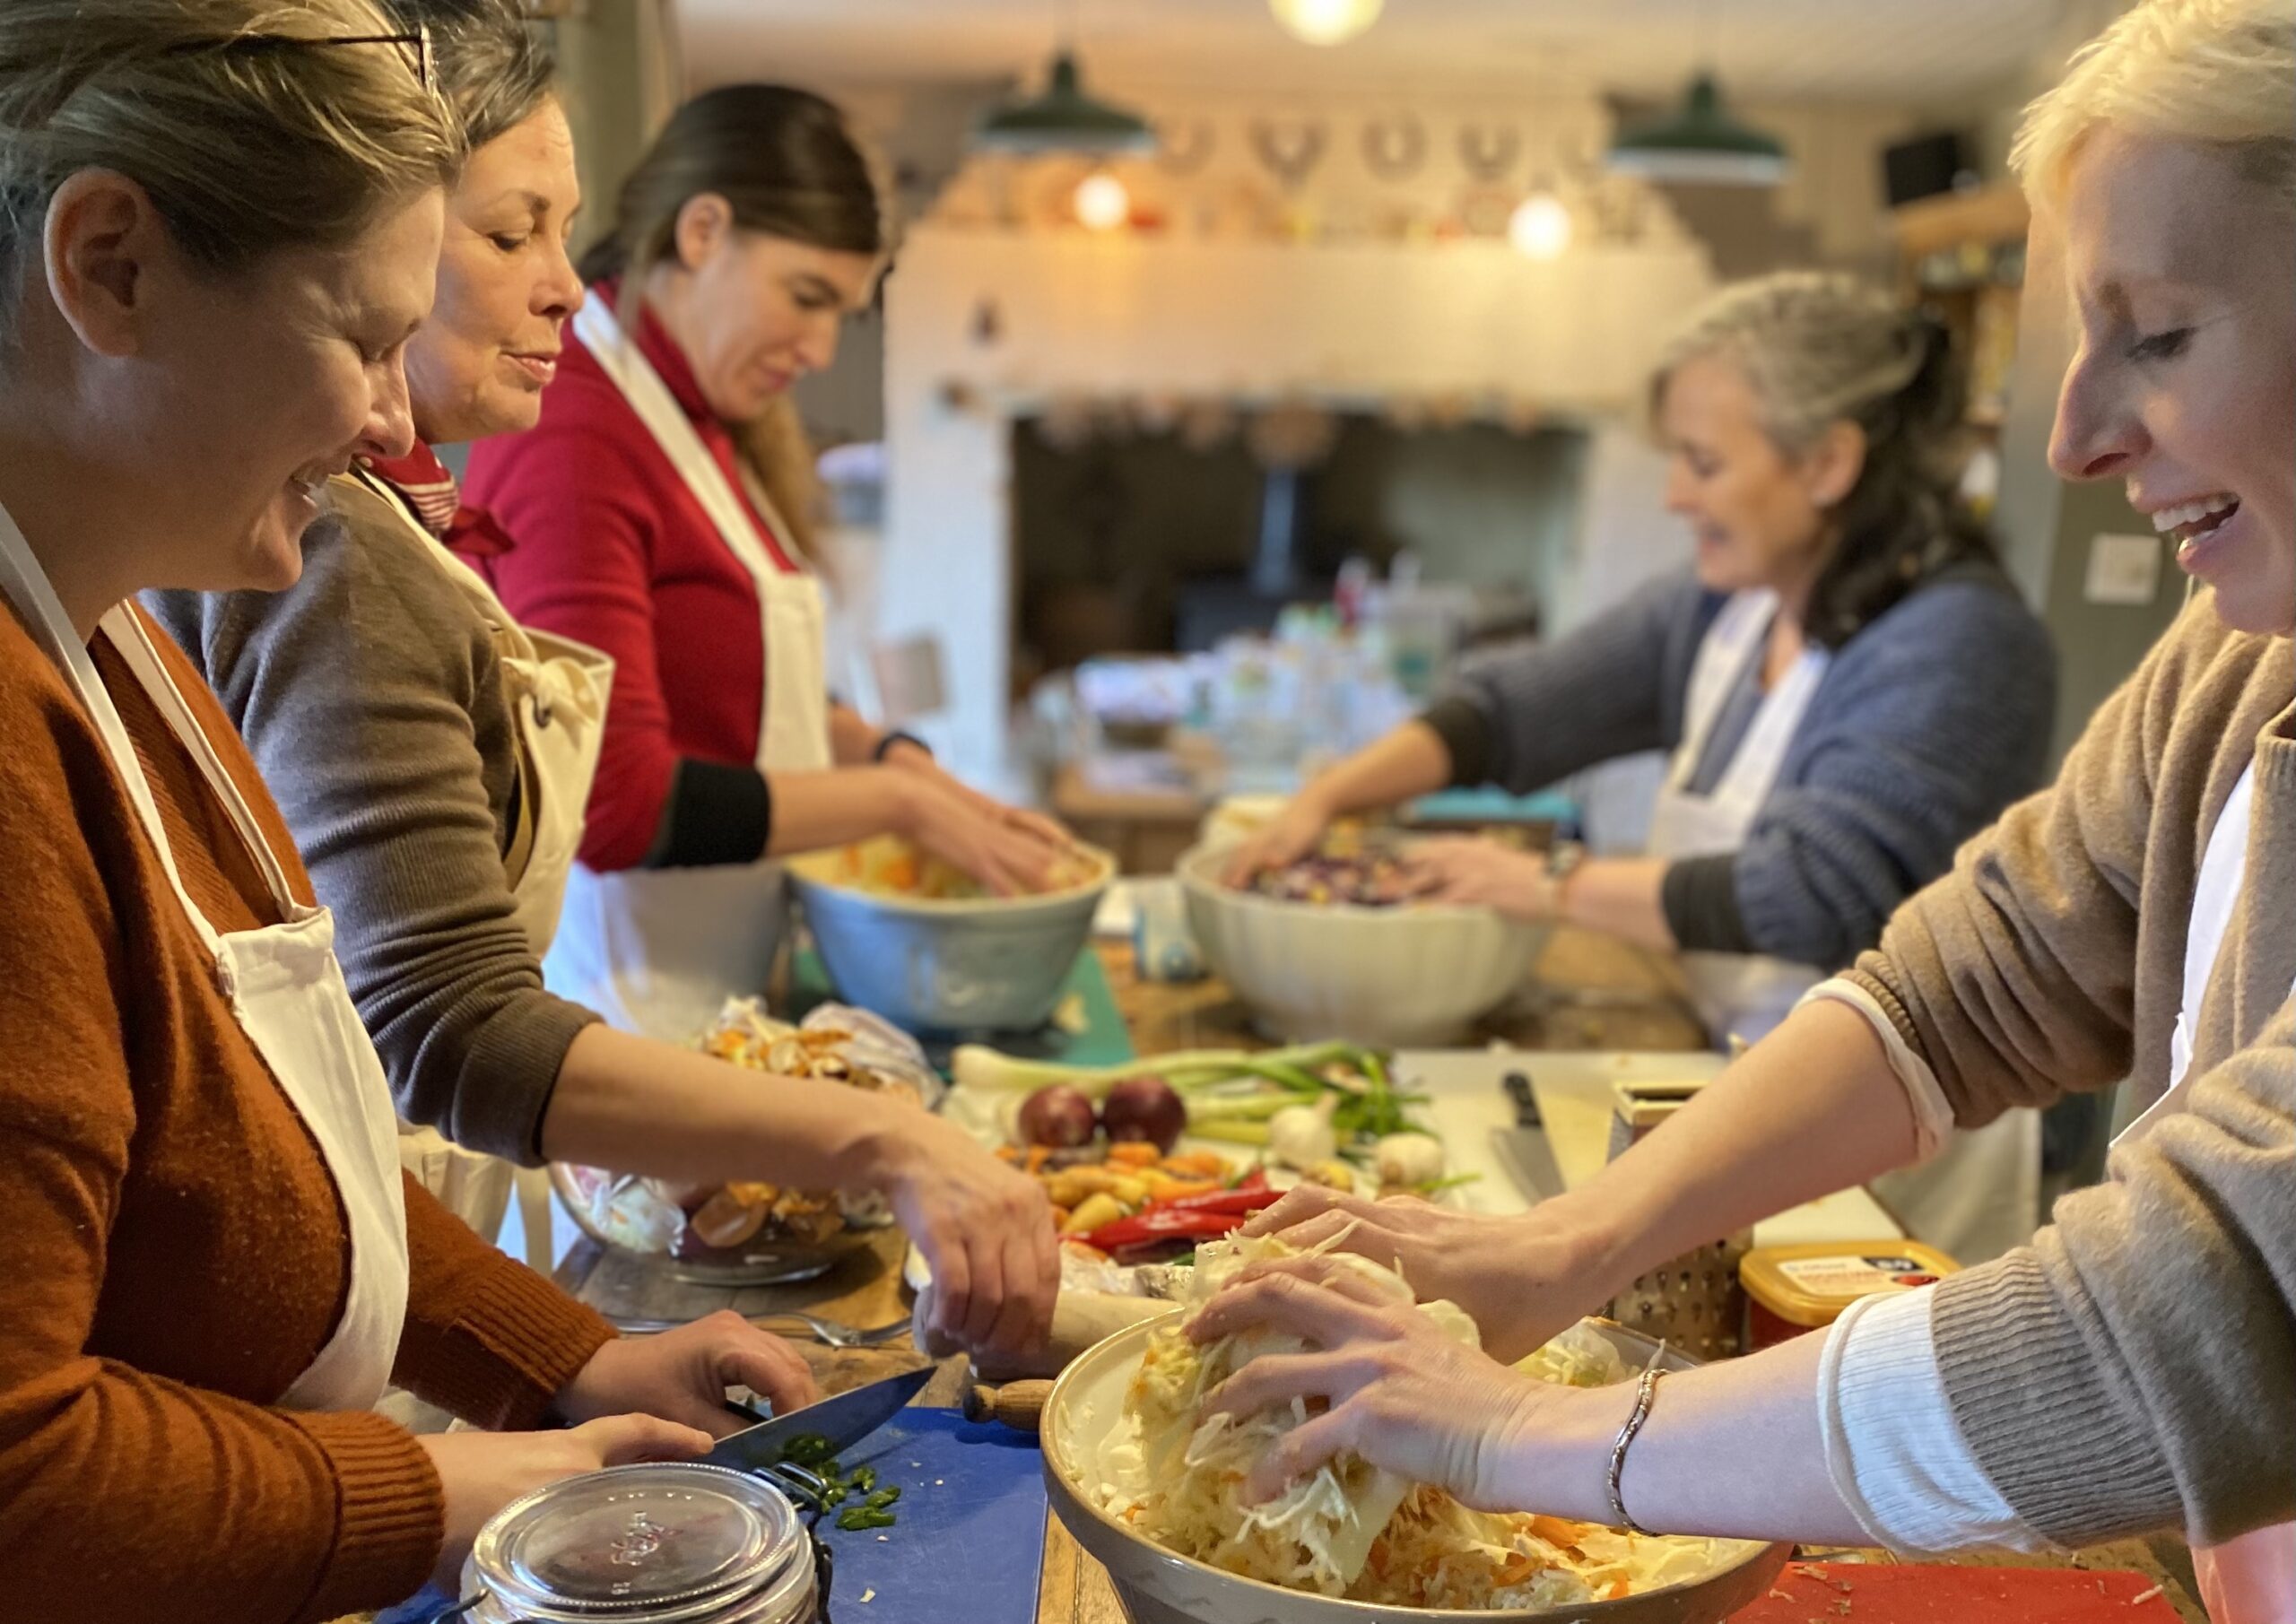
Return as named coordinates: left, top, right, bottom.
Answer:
left=1101, top=1077, right=1187, bottom=1154
left=1018, top=1084, right=1100, bottom=1149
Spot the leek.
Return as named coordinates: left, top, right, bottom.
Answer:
left=948, top=1039, right=1367, bottom=1099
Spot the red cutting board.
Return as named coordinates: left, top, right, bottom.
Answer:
left=1729, top=1562, right=2189, bottom=1622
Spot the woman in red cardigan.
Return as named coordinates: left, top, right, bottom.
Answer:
left=463, top=85, right=1063, bottom=1045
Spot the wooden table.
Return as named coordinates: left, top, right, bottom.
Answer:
left=1048, top=761, right=1207, bottom=877
left=552, top=937, right=2206, bottom=1624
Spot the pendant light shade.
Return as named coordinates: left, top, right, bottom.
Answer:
left=974, top=51, right=1155, bottom=156
left=1606, top=73, right=1787, bottom=187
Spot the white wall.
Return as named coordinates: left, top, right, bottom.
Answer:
left=881, top=228, right=1714, bottom=787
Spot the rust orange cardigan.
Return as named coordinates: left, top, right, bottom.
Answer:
left=0, top=605, right=614, bottom=1622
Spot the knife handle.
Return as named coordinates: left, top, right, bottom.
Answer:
left=1502, top=1069, right=1542, bottom=1127
left=965, top=1380, right=1053, bottom=1432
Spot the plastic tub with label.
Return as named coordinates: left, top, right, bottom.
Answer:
left=1739, top=1240, right=1961, bottom=1352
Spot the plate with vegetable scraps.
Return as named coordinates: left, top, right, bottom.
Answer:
left=907, top=1041, right=1472, bottom=1295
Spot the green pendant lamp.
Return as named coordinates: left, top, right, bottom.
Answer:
left=975, top=52, right=1154, bottom=155
left=975, top=0, right=1153, bottom=159
left=1606, top=2, right=1787, bottom=187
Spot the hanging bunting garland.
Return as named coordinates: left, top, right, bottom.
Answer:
left=1250, top=117, right=1328, bottom=191
left=1457, top=121, right=1523, bottom=183
left=1155, top=117, right=1217, bottom=177
left=1361, top=114, right=1427, bottom=181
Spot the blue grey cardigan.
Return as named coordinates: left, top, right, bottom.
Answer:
left=1419, top=561, right=2057, bottom=971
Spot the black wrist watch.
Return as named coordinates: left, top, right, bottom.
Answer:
left=873, top=730, right=930, bottom=764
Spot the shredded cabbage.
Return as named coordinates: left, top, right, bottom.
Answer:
left=1095, top=1233, right=1748, bottom=1608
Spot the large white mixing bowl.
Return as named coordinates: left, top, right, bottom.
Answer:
left=1176, top=841, right=1546, bottom=1046
left=1042, top=1313, right=1789, bottom=1624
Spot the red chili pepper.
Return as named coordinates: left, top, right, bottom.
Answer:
left=1159, top=1183, right=1280, bottom=1217
left=1083, top=1203, right=1261, bottom=1252
left=1079, top=1171, right=1279, bottom=1252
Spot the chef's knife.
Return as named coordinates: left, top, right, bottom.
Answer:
left=705, top=1364, right=934, bottom=1474
left=1490, top=1067, right=1568, bottom=1206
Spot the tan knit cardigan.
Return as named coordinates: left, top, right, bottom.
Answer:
left=1849, top=594, right=2295, bottom=1548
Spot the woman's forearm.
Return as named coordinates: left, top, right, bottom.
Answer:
left=826, top=702, right=882, bottom=769
left=1552, top=857, right=1676, bottom=952
left=759, top=765, right=916, bottom=858
left=1304, top=720, right=1456, bottom=818
left=538, top=1024, right=909, bottom=1190
left=1499, top=1332, right=1870, bottom=1544
left=1548, top=997, right=1925, bottom=1302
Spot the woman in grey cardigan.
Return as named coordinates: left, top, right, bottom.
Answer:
left=1236, top=273, right=2056, bottom=1047
left=145, top=0, right=1058, bottom=1359
left=1203, top=2, right=2293, bottom=1608
left=1238, top=271, right=2058, bottom=1262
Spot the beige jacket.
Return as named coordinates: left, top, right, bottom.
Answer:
left=1848, top=594, right=2294, bottom=1549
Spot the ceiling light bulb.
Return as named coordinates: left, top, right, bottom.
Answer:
left=1269, top=0, right=1383, bottom=48
left=1508, top=193, right=1573, bottom=259
left=1074, top=171, right=1131, bottom=231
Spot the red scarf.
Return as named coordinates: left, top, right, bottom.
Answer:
left=363, top=444, right=517, bottom=559
left=362, top=445, right=458, bottom=535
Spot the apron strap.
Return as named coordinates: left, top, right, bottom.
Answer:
left=571, top=291, right=792, bottom=592
left=571, top=288, right=830, bottom=774
left=1665, top=590, right=1778, bottom=794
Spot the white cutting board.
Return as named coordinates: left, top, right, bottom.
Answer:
left=1399, top=1048, right=1902, bottom=1247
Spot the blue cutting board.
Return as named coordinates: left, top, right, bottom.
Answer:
left=820, top=1407, right=1048, bottom=1624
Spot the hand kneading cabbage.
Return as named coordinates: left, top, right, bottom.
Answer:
left=1090, top=1233, right=1747, bottom=1609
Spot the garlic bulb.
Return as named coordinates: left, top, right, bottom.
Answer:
left=1374, top=1132, right=1446, bottom=1189
left=1269, top=1095, right=1341, bottom=1170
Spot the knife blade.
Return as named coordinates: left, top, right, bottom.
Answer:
left=1491, top=1067, right=1568, bottom=1206
left=704, top=1364, right=934, bottom=1473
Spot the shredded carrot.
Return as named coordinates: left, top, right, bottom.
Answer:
left=1606, top=1577, right=1631, bottom=1601
left=1105, top=1142, right=1161, bottom=1168
left=1024, top=1145, right=1053, bottom=1174
left=1526, top=1515, right=1587, bottom=1549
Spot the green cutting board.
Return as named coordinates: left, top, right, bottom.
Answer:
left=787, top=945, right=1135, bottom=1073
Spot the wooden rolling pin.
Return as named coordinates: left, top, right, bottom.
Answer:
left=965, top=1379, right=1053, bottom=1432
left=913, top=1287, right=1173, bottom=1381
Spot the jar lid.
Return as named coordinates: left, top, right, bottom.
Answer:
left=471, top=1463, right=807, bottom=1620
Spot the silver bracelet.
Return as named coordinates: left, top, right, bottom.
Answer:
left=1606, top=1366, right=1666, bottom=1535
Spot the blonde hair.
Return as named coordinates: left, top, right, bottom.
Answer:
left=0, top=0, right=459, bottom=342
left=2013, top=0, right=2296, bottom=203
left=1652, top=271, right=1990, bottom=648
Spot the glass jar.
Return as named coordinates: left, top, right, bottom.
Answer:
left=459, top=1463, right=818, bottom=1624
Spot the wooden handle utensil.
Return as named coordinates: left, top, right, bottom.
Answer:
left=965, top=1379, right=1054, bottom=1432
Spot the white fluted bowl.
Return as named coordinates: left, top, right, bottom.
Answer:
left=1177, top=842, right=1545, bottom=1046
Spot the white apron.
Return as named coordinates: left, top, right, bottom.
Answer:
left=1648, top=590, right=2040, bottom=1264
left=2128, top=763, right=2294, bottom=1624
left=1646, top=589, right=1833, bottom=1045
left=546, top=291, right=831, bottom=1043
left=347, top=469, right=613, bottom=1268
left=0, top=502, right=408, bottom=1411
